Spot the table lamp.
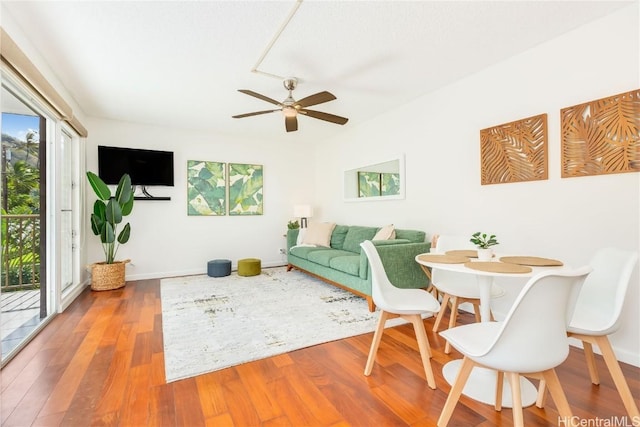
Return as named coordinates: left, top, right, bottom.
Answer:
left=293, top=205, right=313, bottom=228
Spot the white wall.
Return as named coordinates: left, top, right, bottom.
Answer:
left=85, top=118, right=314, bottom=279
left=313, top=4, right=640, bottom=365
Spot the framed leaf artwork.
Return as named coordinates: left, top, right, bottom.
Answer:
left=187, top=160, right=226, bottom=216
left=561, top=89, right=640, bottom=178
left=228, top=163, right=263, bottom=215
left=480, top=113, right=548, bottom=185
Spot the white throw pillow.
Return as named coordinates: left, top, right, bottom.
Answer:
left=296, top=228, right=306, bottom=246
left=302, top=222, right=336, bottom=247
left=373, top=224, right=396, bottom=240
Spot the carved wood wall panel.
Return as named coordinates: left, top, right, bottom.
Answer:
left=561, top=89, right=640, bottom=178
left=480, top=113, right=548, bottom=185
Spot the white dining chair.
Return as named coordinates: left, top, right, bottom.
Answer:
left=426, top=235, right=505, bottom=354
left=536, top=247, right=639, bottom=418
left=360, top=240, right=441, bottom=389
left=437, top=266, right=591, bottom=427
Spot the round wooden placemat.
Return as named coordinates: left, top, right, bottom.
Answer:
left=417, top=254, right=470, bottom=264
left=445, top=249, right=478, bottom=258
left=499, top=256, right=563, bottom=267
left=464, top=262, right=532, bottom=274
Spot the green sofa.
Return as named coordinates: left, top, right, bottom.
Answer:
left=286, top=225, right=431, bottom=311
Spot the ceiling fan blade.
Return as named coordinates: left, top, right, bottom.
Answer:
left=299, top=109, right=349, bottom=125
left=237, top=89, right=282, bottom=106
left=285, top=115, right=298, bottom=132
left=232, top=109, right=280, bottom=119
left=295, top=91, right=336, bottom=108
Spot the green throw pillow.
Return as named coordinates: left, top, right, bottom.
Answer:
left=342, top=226, right=378, bottom=253
left=330, top=225, right=350, bottom=250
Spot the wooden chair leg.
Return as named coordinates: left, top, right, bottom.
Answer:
left=427, top=285, right=436, bottom=298
left=364, top=311, right=389, bottom=376
left=536, top=380, right=547, bottom=408
left=495, top=370, right=504, bottom=411
left=444, top=296, right=459, bottom=354
left=507, top=372, right=524, bottom=427
left=581, top=339, right=600, bottom=385
left=472, top=302, right=481, bottom=323
left=407, top=313, right=436, bottom=389
left=473, top=300, right=495, bottom=322
left=592, top=335, right=640, bottom=418
left=541, top=369, right=573, bottom=421
left=433, top=293, right=450, bottom=332
left=437, top=357, right=475, bottom=427
left=419, top=265, right=437, bottom=299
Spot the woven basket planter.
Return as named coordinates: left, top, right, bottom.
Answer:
left=90, top=259, right=130, bottom=291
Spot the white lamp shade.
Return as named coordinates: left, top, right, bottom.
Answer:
left=293, top=205, right=313, bottom=218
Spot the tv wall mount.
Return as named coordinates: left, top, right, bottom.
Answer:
left=134, top=186, right=170, bottom=201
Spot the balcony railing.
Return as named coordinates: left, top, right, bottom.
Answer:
left=1, top=214, right=40, bottom=292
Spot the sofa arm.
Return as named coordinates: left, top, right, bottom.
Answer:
left=286, top=229, right=300, bottom=251
left=360, top=241, right=432, bottom=288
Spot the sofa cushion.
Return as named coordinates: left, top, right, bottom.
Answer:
left=342, top=226, right=378, bottom=253
left=302, top=222, right=336, bottom=247
left=290, top=246, right=331, bottom=259
left=373, top=224, right=396, bottom=240
left=330, top=225, right=349, bottom=250
left=329, top=255, right=360, bottom=277
left=307, top=249, right=355, bottom=267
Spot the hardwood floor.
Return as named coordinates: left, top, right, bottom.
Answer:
left=1, top=278, right=638, bottom=426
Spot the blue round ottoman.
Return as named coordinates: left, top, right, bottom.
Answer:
left=207, top=259, right=231, bottom=277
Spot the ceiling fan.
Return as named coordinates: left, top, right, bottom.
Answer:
left=232, top=78, right=349, bottom=132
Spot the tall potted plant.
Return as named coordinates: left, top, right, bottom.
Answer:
left=87, top=171, right=134, bottom=291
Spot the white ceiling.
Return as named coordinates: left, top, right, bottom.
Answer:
left=2, top=0, right=631, bottom=144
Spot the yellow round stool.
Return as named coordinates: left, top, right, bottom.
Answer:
left=237, top=258, right=261, bottom=277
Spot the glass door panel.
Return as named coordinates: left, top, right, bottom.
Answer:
left=1, top=85, right=51, bottom=362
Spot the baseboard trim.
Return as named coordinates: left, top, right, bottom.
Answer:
left=123, top=261, right=289, bottom=282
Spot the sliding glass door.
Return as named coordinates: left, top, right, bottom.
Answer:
left=1, top=79, right=81, bottom=364
left=1, top=85, right=50, bottom=360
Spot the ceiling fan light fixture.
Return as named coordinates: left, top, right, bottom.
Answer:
left=282, top=106, right=297, bottom=118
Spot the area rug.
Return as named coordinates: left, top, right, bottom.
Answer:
left=160, top=267, right=407, bottom=383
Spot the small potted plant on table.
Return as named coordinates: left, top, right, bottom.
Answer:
left=87, top=171, right=134, bottom=291
left=470, top=232, right=499, bottom=261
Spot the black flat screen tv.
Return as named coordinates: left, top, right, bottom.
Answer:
left=98, top=145, right=174, bottom=186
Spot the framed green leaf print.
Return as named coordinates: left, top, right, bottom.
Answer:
left=228, top=163, right=263, bottom=215
left=187, top=160, right=226, bottom=216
